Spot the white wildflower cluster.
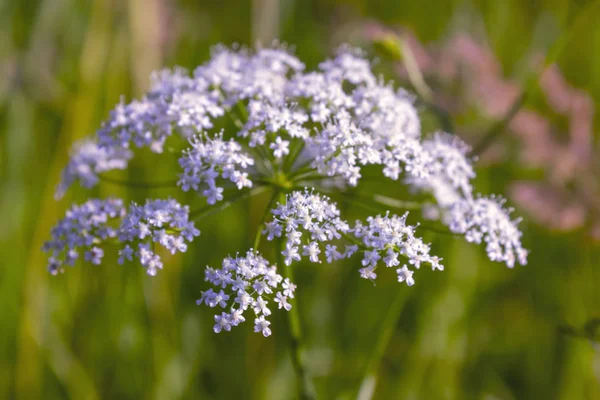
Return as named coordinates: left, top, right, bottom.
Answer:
left=264, top=190, right=351, bottom=265
left=43, top=199, right=126, bottom=275
left=117, top=199, right=201, bottom=276
left=352, top=213, right=443, bottom=284
left=305, top=112, right=377, bottom=185
left=319, top=46, right=376, bottom=86
left=263, top=189, right=441, bottom=286
left=57, top=44, right=431, bottom=197
left=409, top=133, right=475, bottom=202
left=285, top=71, right=352, bottom=122
left=448, top=196, right=528, bottom=268
left=98, top=68, right=224, bottom=153
left=178, top=132, right=254, bottom=203
left=56, top=140, right=133, bottom=199
left=241, top=100, right=309, bottom=150
left=47, top=44, right=529, bottom=337
left=197, top=250, right=296, bottom=337
left=195, top=45, right=305, bottom=104
left=408, top=133, right=527, bottom=267
left=44, top=198, right=200, bottom=277
left=305, top=109, right=428, bottom=186
left=352, top=85, right=421, bottom=139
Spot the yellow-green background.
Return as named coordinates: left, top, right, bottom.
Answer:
left=1, top=0, right=599, bottom=398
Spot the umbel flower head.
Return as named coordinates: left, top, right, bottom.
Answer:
left=45, top=43, right=528, bottom=337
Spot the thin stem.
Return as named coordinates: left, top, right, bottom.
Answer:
left=189, top=186, right=267, bottom=220
left=416, top=98, right=455, bottom=134
left=241, top=143, right=271, bottom=177
left=236, top=101, right=249, bottom=121
left=337, top=195, right=383, bottom=215
left=288, top=162, right=314, bottom=179
left=418, top=223, right=461, bottom=237
left=275, top=191, right=314, bottom=399
left=367, top=193, right=422, bottom=211
left=374, top=32, right=454, bottom=132
left=356, top=290, right=406, bottom=398
left=310, top=185, right=423, bottom=212
left=340, top=231, right=365, bottom=249
left=469, top=93, right=526, bottom=157
left=283, top=140, right=305, bottom=173
left=293, top=173, right=332, bottom=183
left=307, top=186, right=459, bottom=236
left=396, top=36, right=433, bottom=103
left=252, top=188, right=279, bottom=250
left=99, top=175, right=178, bottom=189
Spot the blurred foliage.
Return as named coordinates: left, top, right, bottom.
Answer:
left=1, top=0, right=600, bottom=399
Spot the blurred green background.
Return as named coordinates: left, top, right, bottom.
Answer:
left=1, top=0, right=600, bottom=398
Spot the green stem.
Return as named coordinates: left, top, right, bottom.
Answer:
left=340, top=231, right=366, bottom=249
left=99, top=175, right=178, bottom=189
left=417, top=98, right=455, bottom=134
left=375, top=32, right=454, bottom=132
left=283, top=140, right=305, bottom=173
left=293, top=174, right=333, bottom=183
left=356, top=290, right=406, bottom=398
left=367, top=193, right=422, bottom=211
left=288, top=162, right=314, bottom=179
left=275, top=191, right=314, bottom=399
left=189, top=186, right=267, bottom=220
left=252, top=188, right=280, bottom=250
left=418, top=223, right=461, bottom=237
left=236, top=101, right=249, bottom=120
left=469, top=92, right=526, bottom=157
left=397, top=36, right=433, bottom=103
left=307, top=186, right=458, bottom=236
left=309, top=185, right=422, bottom=212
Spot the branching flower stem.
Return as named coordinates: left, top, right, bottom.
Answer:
left=189, top=186, right=268, bottom=220
left=275, top=192, right=314, bottom=399
left=309, top=186, right=459, bottom=236
left=308, top=185, right=422, bottom=212
left=253, top=188, right=281, bottom=250
left=99, top=175, right=179, bottom=189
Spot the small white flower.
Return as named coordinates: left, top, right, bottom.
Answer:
left=325, top=244, right=343, bottom=263
left=282, top=278, right=296, bottom=298
left=302, top=242, right=321, bottom=263
left=118, top=245, right=134, bottom=265
left=270, top=137, right=290, bottom=159
left=252, top=280, right=272, bottom=295
left=234, top=291, right=253, bottom=310
left=230, top=309, right=246, bottom=326
left=397, top=265, right=415, bottom=286
left=383, top=248, right=400, bottom=267
left=362, top=250, right=380, bottom=267
left=209, top=290, right=230, bottom=308
left=430, top=256, right=444, bottom=271
left=254, top=316, right=272, bottom=337
left=282, top=246, right=301, bottom=266
left=253, top=296, right=271, bottom=316
left=214, top=312, right=232, bottom=333
left=359, top=266, right=377, bottom=281
left=275, top=292, right=292, bottom=311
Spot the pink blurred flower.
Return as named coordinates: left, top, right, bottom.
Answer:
left=364, top=23, right=599, bottom=238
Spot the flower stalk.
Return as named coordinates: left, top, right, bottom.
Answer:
left=275, top=192, right=314, bottom=399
